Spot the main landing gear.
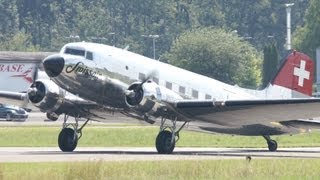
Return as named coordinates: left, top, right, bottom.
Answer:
left=155, top=117, right=187, bottom=154
left=58, top=114, right=90, bottom=152
left=263, top=135, right=278, bottom=152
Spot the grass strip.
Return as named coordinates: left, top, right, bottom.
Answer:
left=0, top=126, right=320, bottom=147
left=1, top=159, right=320, bottom=179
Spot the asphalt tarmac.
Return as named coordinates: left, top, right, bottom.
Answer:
left=1, top=112, right=320, bottom=162
left=0, top=147, right=320, bottom=162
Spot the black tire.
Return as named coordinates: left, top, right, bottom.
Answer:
left=267, top=140, right=278, bottom=152
left=46, top=112, right=58, bottom=121
left=58, top=128, right=78, bottom=152
left=156, top=130, right=175, bottom=154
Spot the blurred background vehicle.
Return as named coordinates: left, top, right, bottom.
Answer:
left=0, top=104, right=28, bottom=121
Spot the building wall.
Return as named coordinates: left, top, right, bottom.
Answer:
left=0, top=51, right=54, bottom=92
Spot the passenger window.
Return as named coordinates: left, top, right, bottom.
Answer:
left=86, top=51, right=93, bottom=60
left=139, top=73, right=145, bottom=81
left=152, top=77, right=159, bottom=84
left=192, top=90, right=198, bottom=98
left=166, top=82, right=172, bottom=90
left=179, top=86, right=186, bottom=94
left=205, top=94, right=212, bottom=99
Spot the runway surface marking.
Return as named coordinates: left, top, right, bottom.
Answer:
left=0, top=147, right=320, bottom=162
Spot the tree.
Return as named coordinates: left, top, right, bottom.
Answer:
left=293, top=0, right=320, bottom=60
left=0, top=31, right=39, bottom=51
left=0, top=0, right=19, bottom=41
left=0, top=0, right=310, bottom=56
left=165, top=28, right=262, bottom=88
left=16, top=0, right=55, bottom=48
left=262, top=42, right=279, bottom=88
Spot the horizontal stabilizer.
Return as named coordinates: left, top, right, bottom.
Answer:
left=280, top=119, right=320, bottom=129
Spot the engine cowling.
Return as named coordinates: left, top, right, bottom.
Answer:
left=125, top=81, right=182, bottom=116
left=28, top=79, right=65, bottom=113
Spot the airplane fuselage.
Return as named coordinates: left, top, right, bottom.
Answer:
left=40, top=42, right=314, bottom=136
left=0, top=42, right=318, bottom=153
left=47, top=42, right=258, bottom=110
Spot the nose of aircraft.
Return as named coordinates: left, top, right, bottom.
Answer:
left=43, top=55, right=65, bottom=77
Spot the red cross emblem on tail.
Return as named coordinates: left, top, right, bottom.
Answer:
left=293, top=60, right=310, bottom=87
left=272, top=51, right=314, bottom=96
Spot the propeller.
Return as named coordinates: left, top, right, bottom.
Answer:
left=32, top=64, right=39, bottom=84
left=125, top=69, right=158, bottom=106
left=138, top=70, right=158, bottom=88
left=125, top=70, right=158, bottom=97
left=21, top=65, right=40, bottom=108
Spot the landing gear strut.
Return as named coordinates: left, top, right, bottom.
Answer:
left=58, top=114, right=90, bottom=152
left=263, top=135, right=278, bottom=152
left=155, top=117, right=187, bottom=154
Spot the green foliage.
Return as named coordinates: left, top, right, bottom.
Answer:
left=192, top=0, right=309, bottom=52
left=3, top=159, right=320, bottom=179
left=0, top=1, right=310, bottom=56
left=0, top=0, right=19, bottom=41
left=293, top=0, right=320, bottom=59
left=165, top=28, right=262, bottom=88
left=262, top=42, right=279, bottom=88
left=0, top=0, right=312, bottom=84
left=0, top=31, right=39, bottom=51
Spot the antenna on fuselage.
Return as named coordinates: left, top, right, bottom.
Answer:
left=123, top=45, right=130, bottom=51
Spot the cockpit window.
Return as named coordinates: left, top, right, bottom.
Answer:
left=64, top=48, right=85, bottom=56
left=86, top=51, right=93, bottom=60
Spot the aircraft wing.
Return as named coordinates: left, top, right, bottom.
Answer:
left=168, top=98, right=320, bottom=126
left=0, top=90, right=101, bottom=119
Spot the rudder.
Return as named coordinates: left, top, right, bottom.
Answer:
left=271, top=51, right=314, bottom=97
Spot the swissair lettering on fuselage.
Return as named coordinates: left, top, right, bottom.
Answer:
left=66, top=62, right=101, bottom=78
left=0, top=64, right=24, bottom=72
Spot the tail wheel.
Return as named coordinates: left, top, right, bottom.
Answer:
left=156, top=130, right=175, bottom=154
left=58, top=128, right=78, bottom=152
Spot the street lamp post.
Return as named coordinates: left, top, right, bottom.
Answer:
left=108, top=32, right=116, bottom=46
left=142, top=34, right=159, bottom=59
left=285, top=3, right=294, bottom=50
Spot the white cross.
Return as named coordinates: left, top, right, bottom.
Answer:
left=293, top=60, right=310, bottom=87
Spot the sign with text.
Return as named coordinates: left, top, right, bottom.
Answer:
left=0, top=63, right=36, bottom=92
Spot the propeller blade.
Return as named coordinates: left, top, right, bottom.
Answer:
left=32, top=65, right=39, bottom=84
left=18, top=65, right=39, bottom=109
left=125, top=69, right=159, bottom=102
left=19, top=92, right=29, bottom=109
left=139, top=69, right=158, bottom=87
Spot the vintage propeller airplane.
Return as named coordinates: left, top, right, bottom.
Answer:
left=1, top=42, right=320, bottom=154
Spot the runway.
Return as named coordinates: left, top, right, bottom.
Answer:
left=1, top=112, right=320, bottom=162
left=0, top=147, right=320, bottom=162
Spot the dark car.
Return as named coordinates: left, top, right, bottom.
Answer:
left=0, top=104, right=28, bottom=121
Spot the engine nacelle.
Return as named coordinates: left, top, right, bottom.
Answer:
left=125, top=81, right=182, bottom=115
left=28, top=79, right=65, bottom=113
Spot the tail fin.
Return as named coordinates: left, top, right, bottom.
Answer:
left=271, top=51, right=314, bottom=97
